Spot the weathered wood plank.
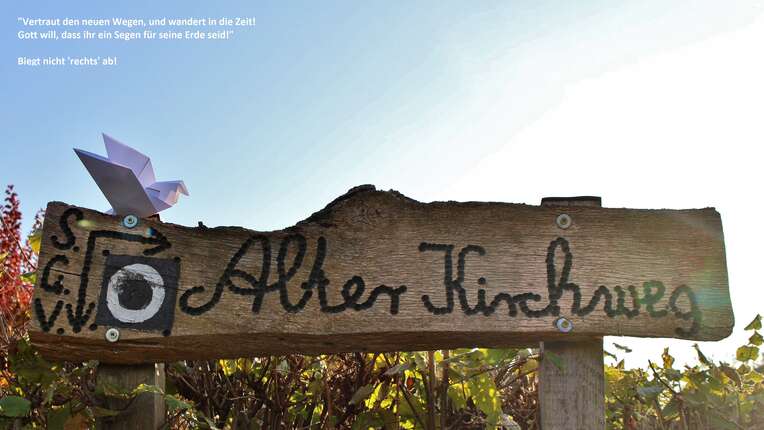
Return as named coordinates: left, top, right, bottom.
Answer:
left=30, top=185, right=732, bottom=363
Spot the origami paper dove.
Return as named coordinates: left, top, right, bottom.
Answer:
left=74, top=134, right=189, bottom=217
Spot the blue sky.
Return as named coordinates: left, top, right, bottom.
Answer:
left=3, top=0, right=764, bottom=367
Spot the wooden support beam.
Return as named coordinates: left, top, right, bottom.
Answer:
left=96, top=363, right=165, bottom=430
left=539, top=196, right=604, bottom=430
left=539, top=339, right=605, bottom=429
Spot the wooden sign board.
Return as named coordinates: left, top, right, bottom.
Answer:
left=30, top=186, right=732, bottom=364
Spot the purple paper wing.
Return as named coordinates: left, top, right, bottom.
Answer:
left=147, top=180, right=189, bottom=205
left=102, top=133, right=156, bottom=187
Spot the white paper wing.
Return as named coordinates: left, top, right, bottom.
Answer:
left=74, top=148, right=157, bottom=217
left=147, top=180, right=189, bottom=205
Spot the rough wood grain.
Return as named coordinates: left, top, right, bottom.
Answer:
left=539, top=340, right=605, bottom=429
left=29, top=185, right=732, bottom=363
left=539, top=196, right=605, bottom=430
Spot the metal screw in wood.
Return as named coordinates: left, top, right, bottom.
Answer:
left=122, top=214, right=139, bottom=228
left=554, top=317, right=573, bottom=333
left=105, top=327, right=120, bottom=342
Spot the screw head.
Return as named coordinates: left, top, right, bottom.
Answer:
left=555, top=213, right=572, bottom=229
left=105, top=327, right=120, bottom=342
left=554, top=317, right=573, bottom=333
left=122, top=214, right=139, bottom=228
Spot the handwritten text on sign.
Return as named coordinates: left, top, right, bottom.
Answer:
left=30, top=187, right=732, bottom=363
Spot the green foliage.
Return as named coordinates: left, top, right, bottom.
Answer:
left=605, top=315, right=764, bottom=429
left=744, top=314, right=761, bottom=331
left=738, top=315, right=763, bottom=363
left=0, top=396, right=30, bottom=417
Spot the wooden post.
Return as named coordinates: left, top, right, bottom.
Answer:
left=96, top=363, right=166, bottom=430
left=539, top=196, right=604, bottom=430
left=539, top=339, right=604, bottom=429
